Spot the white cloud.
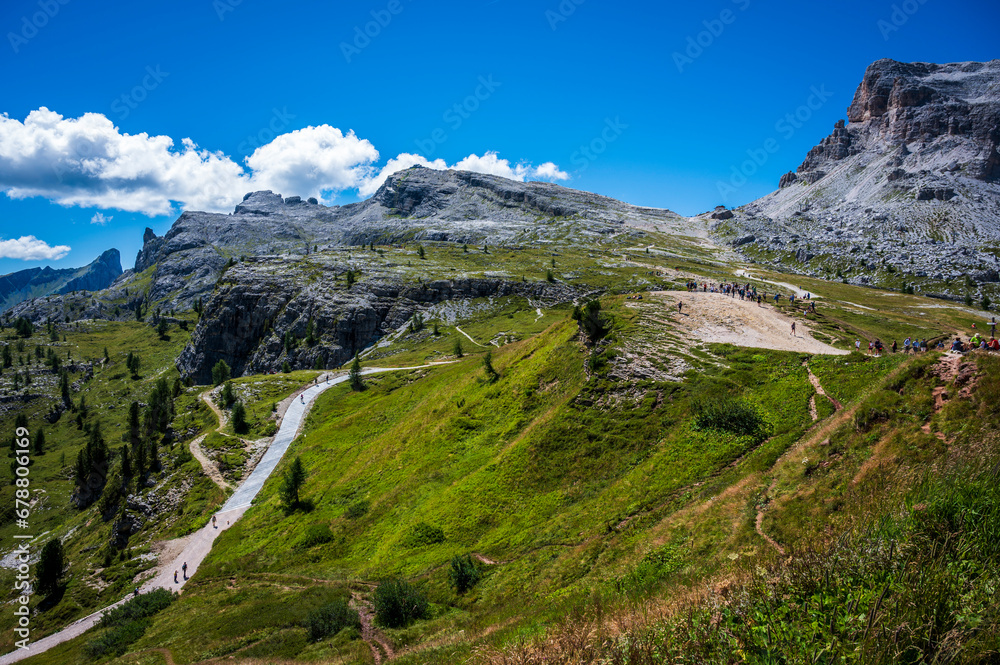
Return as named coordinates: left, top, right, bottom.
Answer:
left=244, top=125, right=379, bottom=204
left=0, top=235, right=71, bottom=261
left=0, top=108, right=571, bottom=216
left=531, top=161, right=570, bottom=181
left=358, top=151, right=570, bottom=197
left=91, top=212, right=112, bottom=225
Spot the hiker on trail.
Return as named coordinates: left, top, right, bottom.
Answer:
left=791, top=321, right=796, bottom=336
left=809, top=301, right=816, bottom=313
left=174, top=570, right=178, bottom=583
left=134, top=587, right=139, bottom=598
left=774, top=293, right=780, bottom=304
left=182, top=562, right=188, bottom=578
left=757, top=295, right=762, bottom=306
left=875, top=339, right=883, bottom=356
left=868, top=340, right=873, bottom=355
left=921, top=339, right=928, bottom=352
left=951, top=338, right=964, bottom=353
left=678, top=301, right=683, bottom=314
left=990, top=338, right=1000, bottom=351
left=991, top=317, right=997, bottom=338
left=212, top=515, right=217, bottom=528
left=891, top=340, right=897, bottom=353
left=904, top=337, right=911, bottom=353
left=855, top=339, right=861, bottom=352
left=300, top=394, right=305, bottom=404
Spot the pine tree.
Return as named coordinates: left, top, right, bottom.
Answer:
left=453, top=338, right=464, bottom=358
left=482, top=350, right=499, bottom=383
left=349, top=354, right=364, bottom=391
left=35, top=538, right=64, bottom=596
left=279, top=456, right=307, bottom=511
left=34, top=429, right=45, bottom=455
left=232, top=401, right=248, bottom=434
left=211, top=360, right=231, bottom=386
left=417, top=245, right=426, bottom=259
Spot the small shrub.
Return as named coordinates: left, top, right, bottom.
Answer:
left=448, top=554, right=481, bottom=594
left=300, top=523, right=334, bottom=548
left=305, top=599, right=361, bottom=642
left=373, top=579, right=429, bottom=628
left=404, top=522, right=445, bottom=547
left=345, top=501, right=368, bottom=519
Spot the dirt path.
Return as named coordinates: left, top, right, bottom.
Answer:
left=455, top=326, right=487, bottom=347
left=753, top=356, right=920, bottom=555
left=652, top=292, right=849, bottom=355
left=0, top=363, right=455, bottom=665
left=351, top=592, right=395, bottom=664
left=189, top=390, right=234, bottom=490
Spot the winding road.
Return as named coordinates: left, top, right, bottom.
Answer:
left=0, top=363, right=452, bottom=665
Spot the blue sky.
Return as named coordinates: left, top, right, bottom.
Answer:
left=0, top=0, right=997, bottom=275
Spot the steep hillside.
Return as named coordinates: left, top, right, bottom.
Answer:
left=715, top=59, right=1000, bottom=300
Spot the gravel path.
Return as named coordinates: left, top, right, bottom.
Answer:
left=0, top=363, right=452, bottom=664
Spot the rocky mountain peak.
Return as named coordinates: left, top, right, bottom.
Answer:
left=716, top=58, right=1000, bottom=297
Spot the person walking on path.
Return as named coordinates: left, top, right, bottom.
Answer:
left=855, top=339, right=861, bottom=353
left=791, top=321, right=796, bottom=336
left=212, top=515, right=217, bottom=528
left=182, top=562, right=188, bottom=579
left=891, top=340, right=897, bottom=353
left=174, top=570, right=178, bottom=584
left=677, top=301, right=683, bottom=314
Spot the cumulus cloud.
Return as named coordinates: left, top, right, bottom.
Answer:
left=0, top=235, right=71, bottom=261
left=91, top=212, right=112, bottom=225
left=0, top=108, right=571, bottom=216
left=358, top=151, right=570, bottom=197
left=0, top=108, right=249, bottom=216
left=245, top=125, right=379, bottom=204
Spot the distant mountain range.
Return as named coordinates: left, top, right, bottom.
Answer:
left=0, top=248, right=122, bottom=312
left=713, top=58, right=1000, bottom=299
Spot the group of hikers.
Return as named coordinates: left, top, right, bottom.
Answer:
left=681, top=281, right=816, bottom=312
left=858, top=337, right=940, bottom=356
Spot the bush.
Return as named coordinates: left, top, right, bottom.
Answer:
left=404, top=522, right=445, bottom=547
left=345, top=501, right=368, bottom=519
left=87, top=589, right=177, bottom=658
left=305, top=599, right=361, bottom=642
left=448, top=554, right=481, bottom=594
left=373, top=579, right=429, bottom=628
left=693, top=394, right=769, bottom=441
left=300, top=523, right=334, bottom=548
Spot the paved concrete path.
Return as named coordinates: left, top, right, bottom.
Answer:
left=0, top=363, right=451, bottom=664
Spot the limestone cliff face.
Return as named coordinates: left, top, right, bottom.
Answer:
left=175, top=259, right=581, bottom=382
left=716, top=59, right=1000, bottom=295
